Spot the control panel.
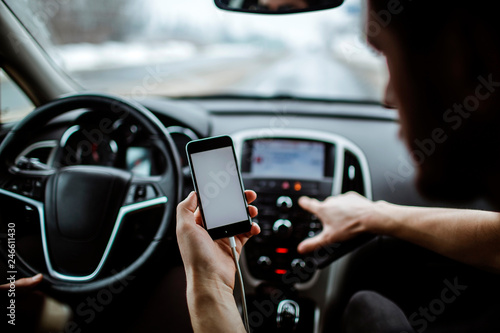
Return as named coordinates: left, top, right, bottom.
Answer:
left=232, top=129, right=371, bottom=287
left=243, top=177, right=332, bottom=283
left=232, top=129, right=372, bottom=333
left=239, top=137, right=336, bottom=284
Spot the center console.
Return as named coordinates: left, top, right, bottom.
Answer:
left=232, top=129, right=372, bottom=333
left=240, top=138, right=334, bottom=283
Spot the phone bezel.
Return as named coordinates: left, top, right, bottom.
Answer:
left=186, top=135, right=252, bottom=240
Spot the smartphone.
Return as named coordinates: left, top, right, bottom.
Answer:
left=186, top=135, right=252, bottom=239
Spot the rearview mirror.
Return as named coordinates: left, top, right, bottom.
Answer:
left=214, top=0, right=344, bottom=15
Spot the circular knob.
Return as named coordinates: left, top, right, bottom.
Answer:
left=257, top=256, right=272, bottom=267
left=291, top=258, right=306, bottom=270
left=276, top=196, right=293, bottom=209
left=273, top=219, right=293, bottom=237
left=277, top=300, right=300, bottom=330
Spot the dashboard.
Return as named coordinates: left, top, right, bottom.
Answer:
left=14, top=110, right=200, bottom=180
left=6, top=97, right=492, bottom=333
left=3, top=98, right=411, bottom=333
left=5, top=98, right=399, bottom=333
left=55, top=112, right=164, bottom=177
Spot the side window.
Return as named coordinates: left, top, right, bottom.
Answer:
left=0, top=69, right=34, bottom=124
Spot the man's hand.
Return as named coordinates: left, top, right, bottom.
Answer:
left=176, top=190, right=260, bottom=292
left=176, top=190, right=260, bottom=333
left=297, top=192, right=379, bottom=254
left=0, top=273, right=43, bottom=290
left=0, top=274, right=72, bottom=332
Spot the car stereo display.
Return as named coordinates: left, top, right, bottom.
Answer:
left=249, top=139, right=325, bottom=180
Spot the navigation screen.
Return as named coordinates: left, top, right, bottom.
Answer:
left=250, top=139, right=325, bottom=179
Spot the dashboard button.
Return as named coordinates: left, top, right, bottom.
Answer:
left=276, top=196, right=293, bottom=209
left=9, top=183, right=20, bottom=192
left=308, top=231, right=318, bottom=238
left=257, top=256, right=272, bottom=268
left=293, top=182, right=302, bottom=192
left=275, top=248, right=289, bottom=254
left=273, top=219, right=293, bottom=238
left=135, top=185, right=147, bottom=201
left=33, top=179, right=43, bottom=199
left=291, top=258, right=306, bottom=269
left=309, top=222, right=322, bottom=229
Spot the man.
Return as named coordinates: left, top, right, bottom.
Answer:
left=177, top=0, right=500, bottom=331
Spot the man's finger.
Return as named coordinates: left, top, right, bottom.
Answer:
left=193, top=207, right=204, bottom=226
left=245, top=190, right=257, bottom=204
left=297, top=231, right=331, bottom=254
left=0, top=274, right=43, bottom=290
left=177, top=192, right=198, bottom=215
left=177, top=192, right=201, bottom=229
left=236, top=222, right=261, bottom=249
left=248, top=205, right=258, bottom=218
left=298, top=196, right=322, bottom=214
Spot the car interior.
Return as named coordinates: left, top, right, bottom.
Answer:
left=1, top=0, right=500, bottom=332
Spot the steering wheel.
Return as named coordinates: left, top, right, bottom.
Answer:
left=0, top=93, right=181, bottom=293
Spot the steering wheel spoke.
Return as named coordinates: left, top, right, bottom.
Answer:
left=123, top=177, right=166, bottom=206
left=1, top=166, right=53, bottom=202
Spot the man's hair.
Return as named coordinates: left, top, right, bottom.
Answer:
left=369, top=1, right=500, bottom=51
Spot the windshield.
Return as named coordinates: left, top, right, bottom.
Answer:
left=5, top=0, right=387, bottom=103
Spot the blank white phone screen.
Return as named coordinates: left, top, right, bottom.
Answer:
left=191, top=147, right=248, bottom=230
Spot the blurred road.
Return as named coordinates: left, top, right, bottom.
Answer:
left=230, top=51, right=380, bottom=100
left=73, top=53, right=280, bottom=97
left=1, top=50, right=382, bottom=122
left=73, top=50, right=380, bottom=100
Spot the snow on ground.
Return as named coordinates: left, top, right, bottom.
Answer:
left=56, top=41, right=198, bottom=72
left=55, top=41, right=271, bottom=72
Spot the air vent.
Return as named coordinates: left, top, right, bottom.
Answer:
left=341, top=150, right=365, bottom=196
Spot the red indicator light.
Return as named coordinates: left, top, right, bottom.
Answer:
left=276, top=248, right=289, bottom=254
left=282, top=181, right=290, bottom=190
left=275, top=269, right=287, bottom=275
left=294, top=182, right=302, bottom=191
